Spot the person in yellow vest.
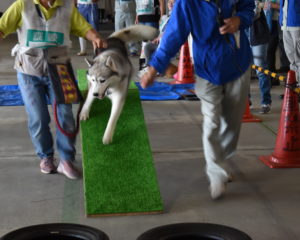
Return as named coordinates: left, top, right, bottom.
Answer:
left=0, top=0, right=106, bottom=180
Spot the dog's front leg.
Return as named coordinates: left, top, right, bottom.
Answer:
left=79, top=90, right=95, bottom=121
left=102, top=93, right=125, bottom=144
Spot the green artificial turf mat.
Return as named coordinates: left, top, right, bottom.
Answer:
left=77, top=70, right=163, bottom=216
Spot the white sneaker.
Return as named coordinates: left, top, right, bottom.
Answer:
left=209, top=177, right=226, bottom=200
left=259, top=104, right=271, bottom=114
left=207, top=170, right=230, bottom=200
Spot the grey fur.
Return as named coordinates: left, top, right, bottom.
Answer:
left=80, top=25, right=158, bottom=144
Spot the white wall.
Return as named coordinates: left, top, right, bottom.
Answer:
left=0, top=0, right=15, bottom=12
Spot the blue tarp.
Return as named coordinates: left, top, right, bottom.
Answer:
left=0, top=85, right=24, bottom=106
left=0, top=82, right=197, bottom=106
left=135, top=82, right=195, bottom=101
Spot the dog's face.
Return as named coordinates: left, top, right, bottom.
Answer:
left=86, top=53, right=121, bottom=99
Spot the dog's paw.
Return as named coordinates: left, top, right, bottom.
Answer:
left=79, top=110, right=90, bottom=121
left=102, top=134, right=113, bottom=145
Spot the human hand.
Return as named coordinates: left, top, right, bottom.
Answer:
left=92, top=37, right=107, bottom=49
left=140, top=66, right=157, bottom=89
left=85, top=28, right=107, bottom=49
left=152, top=37, right=160, bottom=44
left=219, top=16, right=241, bottom=35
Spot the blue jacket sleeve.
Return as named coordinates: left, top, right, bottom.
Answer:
left=149, top=0, right=191, bottom=74
left=235, top=0, right=255, bottom=29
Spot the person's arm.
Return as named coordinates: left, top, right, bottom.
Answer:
left=85, top=28, right=107, bottom=49
left=70, top=5, right=107, bottom=49
left=233, top=0, right=255, bottom=30
left=159, top=0, right=165, bottom=16
left=219, top=16, right=241, bottom=35
left=0, top=0, right=23, bottom=38
left=140, top=0, right=190, bottom=88
left=220, top=0, right=255, bottom=35
left=220, top=0, right=254, bottom=35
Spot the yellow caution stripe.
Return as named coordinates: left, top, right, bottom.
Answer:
left=251, top=65, right=300, bottom=93
left=251, top=64, right=286, bottom=82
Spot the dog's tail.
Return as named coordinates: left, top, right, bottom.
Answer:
left=109, top=24, right=159, bottom=42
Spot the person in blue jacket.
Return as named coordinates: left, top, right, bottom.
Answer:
left=279, top=0, right=300, bottom=82
left=140, top=0, right=255, bottom=200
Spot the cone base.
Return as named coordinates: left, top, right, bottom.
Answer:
left=242, top=117, right=262, bottom=123
left=260, top=155, right=300, bottom=168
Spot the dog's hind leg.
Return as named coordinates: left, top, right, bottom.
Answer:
left=80, top=90, right=95, bottom=121
left=102, top=93, right=126, bottom=145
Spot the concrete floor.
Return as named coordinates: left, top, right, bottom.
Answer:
left=1, top=26, right=300, bottom=240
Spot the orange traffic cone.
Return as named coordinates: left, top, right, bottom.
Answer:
left=260, top=70, right=300, bottom=168
left=169, top=41, right=195, bottom=84
left=242, top=99, right=262, bottom=122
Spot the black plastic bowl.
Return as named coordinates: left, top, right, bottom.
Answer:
left=137, top=223, right=252, bottom=240
left=0, top=223, right=109, bottom=240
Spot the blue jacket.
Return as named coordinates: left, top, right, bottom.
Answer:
left=279, top=0, right=300, bottom=27
left=149, top=0, right=255, bottom=85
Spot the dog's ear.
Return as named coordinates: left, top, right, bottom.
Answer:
left=105, top=56, right=118, bottom=72
left=85, top=58, right=93, bottom=68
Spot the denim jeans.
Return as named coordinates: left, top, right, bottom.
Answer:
left=138, top=21, right=159, bottom=29
left=77, top=3, right=99, bottom=30
left=77, top=3, right=99, bottom=53
left=115, top=10, right=138, bottom=53
left=251, top=43, right=272, bottom=105
left=17, top=72, right=76, bottom=161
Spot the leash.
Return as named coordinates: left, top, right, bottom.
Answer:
left=53, top=100, right=83, bottom=138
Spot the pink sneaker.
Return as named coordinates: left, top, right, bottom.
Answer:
left=57, top=161, right=81, bottom=180
left=40, top=157, right=57, bottom=174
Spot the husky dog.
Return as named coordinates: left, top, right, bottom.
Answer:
left=79, top=25, right=158, bottom=144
